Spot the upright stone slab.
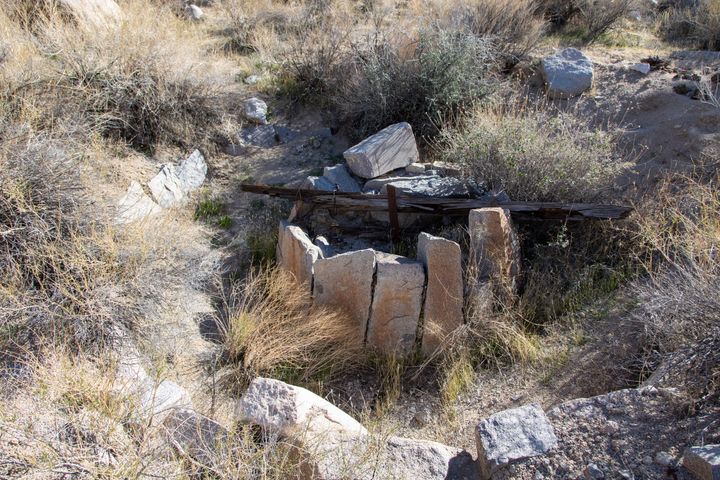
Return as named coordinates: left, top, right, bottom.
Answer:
left=367, top=253, right=425, bottom=355
left=417, top=233, right=464, bottom=356
left=476, top=404, right=557, bottom=480
left=276, top=221, right=321, bottom=287
left=313, top=249, right=376, bottom=337
left=343, top=122, right=419, bottom=179
left=469, top=208, right=521, bottom=294
left=683, top=445, right=720, bottom=480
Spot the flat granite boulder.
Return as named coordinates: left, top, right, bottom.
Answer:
left=417, top=233, right=464, bottom=356
left=541, top=48, right=594, bottom=99
left=235, top=377, right=367, bottom=439
left=116, top=181, right=162, bottom=224
left=276, top=221, right=322, bottom=286
left=683, top=445, right=720, bottom=480
left=313, top=249, right=376, bottom=338
left=344, top=122, right=419, bottom=179
left=148, top=150, right=207, bottom=208
left=476, top=404, right=557, bottom=479
left=367, top=253, right=425, bottom=355
left=164, top=409, right=229, bottom=473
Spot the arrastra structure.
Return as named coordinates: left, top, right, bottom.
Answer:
left=276, top=206, right=520, bottom=357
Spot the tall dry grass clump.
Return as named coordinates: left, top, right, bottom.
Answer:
left=436, top=102, right=628, bottom=202
left=538, top=0, right=633, bottom=43
left=0, top=0, right=225, bottom=152
left=658, top=0, right=720, bottom=50
left=219, top=267, right=366, bottom=391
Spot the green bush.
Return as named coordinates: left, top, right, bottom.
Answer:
left=436, top=104, right=627, bottom=202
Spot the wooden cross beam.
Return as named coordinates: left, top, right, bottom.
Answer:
left=240, top=184, right=633, bottom=221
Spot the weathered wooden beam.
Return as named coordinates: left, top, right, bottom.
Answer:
left=240, top=184, right=633, bottom=220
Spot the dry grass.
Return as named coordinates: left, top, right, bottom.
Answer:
left=436, top=101, right=629, bottom=202
left=218, top=267, right=367, bottom=392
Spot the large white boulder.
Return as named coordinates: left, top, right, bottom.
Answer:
left=148, top=150, right=207, bottom=208
left=235, top=377, right=367, bottom=439
left=541, top=48, right=594, bottom=99
left=116, top=181, right=162, bottom=224
left=343, top=122, right=419, bottom=179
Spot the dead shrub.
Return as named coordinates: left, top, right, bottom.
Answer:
left=538, top=0, right=633, bottom=43
left=444, top=0, right=546, bottom=68
left=658, top=0, right=720, bottom=50
left=218, top=267, right=366, bottom=392
left=436, top=102, right=628, bottom=202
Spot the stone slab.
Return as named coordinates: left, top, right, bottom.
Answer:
left=380, top=177, right=470, bottom=198
left=344, top=122, right=419, bottom=179
left=367, top=253, right=425, bottom=355
left=468, top=208, right=521, bottom=294
left=313, top=249, right=376, bottom=338
left=363, top=175, right=439, bottom=193
left=417, top=233, right=464, bottom=356
left=684, top=445, right=720, bottom=480
left=276, top=221, right=321, bottom=286
left=476, top=404, right=557, bottom=479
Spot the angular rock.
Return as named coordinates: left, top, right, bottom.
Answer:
left=238, top=124, right=278, bottom=149
left=148, top=150, right=207, bottom=208
left=164, top=409, right=228, bottom=472
left=276, top=221, right=321, bottom=286
left=184, top=4, right=204, bottom=21
left=541, top=48, right=594, bottom=99
left=406, top=163, right=428, bottom=174
left=380, top=177, right=470, bottom=198
left=235, top=377, right=367, bottom=438
left=58, top=0, right=122, bottom=29
left=344, top=122, right=419, bottom=178
left=683, top=445, right=720, bottom=480
left=244, top=97, right=268, bottom=125
left=302, top=176, right=336, bottom=191
left=476, top=404, right=558, bottom=480
left=430, top=161, right=463, bottom=177
left=313, top=249, right=376, bottom=338
left=469, top=208, right=521, bottom=294
left=323, top=164, right=361, bottom=192
left=630, top=62, right=651, bottom=75
left=314, top=236, right=334, bottom=258
left=367, top=253, right=425, bottom=355
left=417, top=233, right=464, bottom=356
left=116, top=181, right=162, bottom=224
left=363, top=175, right=439, bottom=193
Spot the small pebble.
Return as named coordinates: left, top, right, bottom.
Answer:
left=654, top=451, right=674, bottom=467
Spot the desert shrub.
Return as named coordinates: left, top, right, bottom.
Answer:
left=335, top=29, right=498, bottom=140
left=538, top=0, right=633, bottom=43
left=218, top=268, right=366, bottom=392
left=0, top=138, right=135, bottom=355
left=444, top=0, right=546, bottom=68
left=658, top=0, right=720, bottom=50
left=436, top=103, right=627, bottom=202
left=0, top=2, right=222, bottom=152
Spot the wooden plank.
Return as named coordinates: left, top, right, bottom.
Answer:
left=240, top=184, right=633, bottom=220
